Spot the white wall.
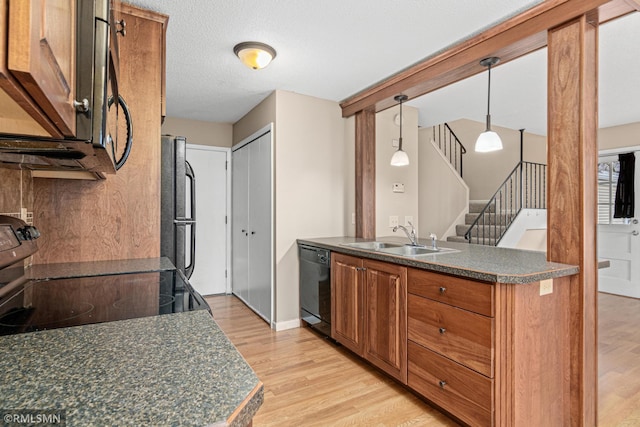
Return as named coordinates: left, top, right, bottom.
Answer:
left=598, top=122, right=640, bottom=150
left=375, top=105, right=419, bottom=237
left=162, top=117, right=232, bottom=147
left=498, top=209, right=547, bottom=251
left=274, top=90, right=346, bottom=328
left=418, top=129, right=469, bottom=239
left=344, top=116, right=356, bottom=237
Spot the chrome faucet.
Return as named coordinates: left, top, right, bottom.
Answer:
left=393, top=221, right=420, bottom=246
left=429, top=233, right=438, bottom=250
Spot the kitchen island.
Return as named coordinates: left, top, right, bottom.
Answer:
left=0, top=310, right=263, bottom=427
left=298, top=236, right=579, bottom=426
left=298, top=236, right=579, bottom=283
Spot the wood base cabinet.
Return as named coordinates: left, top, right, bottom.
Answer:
left=331, top=254, right=573, bottom=426
left=331, top=253, right=407, bottom=383
left=407, top=268, right=571, bottom=426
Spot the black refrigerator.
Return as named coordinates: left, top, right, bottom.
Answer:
left=161, top=135, right=196, bottom=279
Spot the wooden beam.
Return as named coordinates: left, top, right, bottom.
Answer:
left=355, top=109, right=375, bottom=239
left=340, top=0, right=631, bottom=118
left=547, top=13, right=598, bottom=426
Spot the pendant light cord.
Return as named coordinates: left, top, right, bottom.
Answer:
left=486, top=63, right=491, bottom=119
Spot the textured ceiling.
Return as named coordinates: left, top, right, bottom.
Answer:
left=123, top=1, right=639, bottom=136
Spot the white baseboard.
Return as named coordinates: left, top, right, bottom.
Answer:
left=274, top=318, right=301, bottom=331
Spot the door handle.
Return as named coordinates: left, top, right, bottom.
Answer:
left=633, top=219, right=639, bottom=225
left=632, top=230, right=639, bottom=236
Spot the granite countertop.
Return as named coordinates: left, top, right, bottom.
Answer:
left=298, top=236, right=580, bottom=284
left=0, top=310, right=263, bottom=427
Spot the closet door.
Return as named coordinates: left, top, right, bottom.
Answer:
left=248, top=132, right=272, bottom=322
left=231, top=145, right=249, bottom=303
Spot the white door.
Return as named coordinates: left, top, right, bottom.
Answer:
left=598, top=152, right=640, bottom=298
left=186, top=145, right=229, bottom=295
left=248, top=132, right=272, bottom=322
left=231, top=126, right=273, bottom=324
left=232, top=145, right=250, bottom=303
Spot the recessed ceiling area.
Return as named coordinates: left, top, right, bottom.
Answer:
left=123, top=1, right=639, bottom=135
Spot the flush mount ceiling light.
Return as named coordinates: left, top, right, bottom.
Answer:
left=475, top=57, right=503, bottom=153
left=233, top=42, right=277, bottom=70
left=390, top=94, right=409, bottom=167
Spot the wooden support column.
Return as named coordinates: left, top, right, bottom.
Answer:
left=355, top=108, right=376, bottom=239
left=547, top=13, right=598, bottom=427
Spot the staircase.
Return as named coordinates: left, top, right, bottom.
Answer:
left=446, top=200, right=501, bottom=245
left=447, top=161, right=547, bottom=246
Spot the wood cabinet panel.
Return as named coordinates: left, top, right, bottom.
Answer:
left=8, top=0, right=76, bottom=136
left=408, top=268, right=493, bottom=316
left=32, top=5, right=165, bottom=263
left=363, top=259, right=407, bottom=383
left=408, top=294, right=493, bottom=377
left=408, top=341, right=492, bottom=426
left=331, top=253, right=364, bottom=356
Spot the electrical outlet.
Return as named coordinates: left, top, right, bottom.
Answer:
left=540, top=279, right=553, bottom=295
left=405, top=216, right=413, bottom=226
left=389, top=216, right=399, bottom=228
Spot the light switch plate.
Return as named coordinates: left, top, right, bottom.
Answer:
left=540, top=279, right=553, bottom=295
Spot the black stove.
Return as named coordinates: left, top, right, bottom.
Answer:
left=0, top=216, right=209, bottom=336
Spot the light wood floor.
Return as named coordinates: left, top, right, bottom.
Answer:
left=207, top=292, right=640, bottom=426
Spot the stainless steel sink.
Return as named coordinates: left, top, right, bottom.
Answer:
left=341, top=241, right=404, bottom=251
left=378, top=245, right=459, bottom=257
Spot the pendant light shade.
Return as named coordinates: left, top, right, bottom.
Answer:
left=475, top=57, right=503, bottom=153
left=234, top=42, right=277, bottom=70
left=391, top=94, right=409, bottom=166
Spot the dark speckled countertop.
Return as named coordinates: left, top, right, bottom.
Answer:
left=0, top=310, right=263, bottom=427
left=298, top=236, right=580, bottom=284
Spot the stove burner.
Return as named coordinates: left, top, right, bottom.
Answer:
left=0, top=302, right=95, bottom=331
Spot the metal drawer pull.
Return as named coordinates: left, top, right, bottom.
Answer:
left=439, top=380, right=447, bottom=389
left=439, top=327, right=446, bottom=334
left=439, top=287, right=446, bottom=294
left=356, top=267, right=367, bottom=271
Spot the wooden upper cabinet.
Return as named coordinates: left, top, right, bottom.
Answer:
left=6, top=0, right=76, bottom=137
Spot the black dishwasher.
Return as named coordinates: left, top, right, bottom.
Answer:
left=299, top=244, right=331, bottom=337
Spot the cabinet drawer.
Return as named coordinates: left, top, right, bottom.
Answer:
left=408, top=268, right=493, bottom=316
left=408, top=294, right=493, bottom=377
left=408, top=341, right=492, bottom=427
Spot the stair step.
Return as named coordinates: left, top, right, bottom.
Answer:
left=465, top=212, right=519, bottom=226
left=446, top=235, right=497, bottom=246
left=456, top=224, right=506, bottom=238
left=469, top=200, right=493, bottom=213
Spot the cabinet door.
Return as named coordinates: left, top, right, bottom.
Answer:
left=8, top=0, right=76, bottom=136
left=331, top=253, right=364, bottom=356
left=247, top=132, right=272, bottom=322
left=232, top=145, right=250, bottom=303
left=363, top=259, right=407, bottom=383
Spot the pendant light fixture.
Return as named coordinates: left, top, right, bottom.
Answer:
left=390, top=94, right=409, bottom=166
left=475, top=57, right=503, bottom=153
left=233, top=42, right=277, bottom=70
